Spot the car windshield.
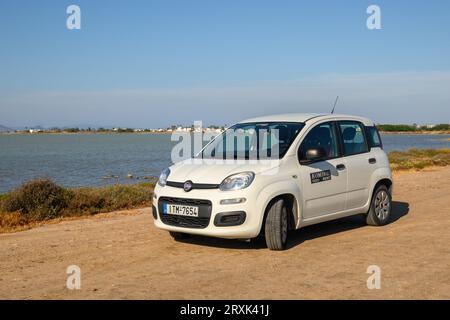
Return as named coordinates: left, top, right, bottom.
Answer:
left=200, top=122, right=305, bottom=160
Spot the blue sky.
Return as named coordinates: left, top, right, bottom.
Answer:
left=0, top=0, right=449, bottom=127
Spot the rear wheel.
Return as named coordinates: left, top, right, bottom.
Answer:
left=169, top=231, right=191, bottom=241
left=264, top=199, right=288, bottom=250
left=366, top=185, right=392, bottom=226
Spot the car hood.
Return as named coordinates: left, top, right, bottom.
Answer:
left=167, top=159, right=280, bottom=184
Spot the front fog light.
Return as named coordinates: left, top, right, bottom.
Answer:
left=220, top=198, right=247, bottom=205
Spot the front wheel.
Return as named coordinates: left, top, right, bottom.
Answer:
left=264, top=199, right=288, bottom=250
left=366, top=185, right=392, bottom=226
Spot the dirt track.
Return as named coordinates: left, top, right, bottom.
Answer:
left=1, top=167, right=450, bottom=299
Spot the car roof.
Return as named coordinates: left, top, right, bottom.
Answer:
left=239, top=113, right=374, bottom=126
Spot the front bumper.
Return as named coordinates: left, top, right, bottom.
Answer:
left=152, top=185, right=262, bottom=239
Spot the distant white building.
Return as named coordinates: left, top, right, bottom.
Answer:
left=204, top=127, right=223, bottom=133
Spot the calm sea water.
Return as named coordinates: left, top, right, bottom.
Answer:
left=0, top=133, right=449, bottom=193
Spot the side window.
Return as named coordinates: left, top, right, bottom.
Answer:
left=339, top=121, right=369, bottom=156
left=300, top=122, right=339, bottom=160
left=366, top=126, right=383, bottom=149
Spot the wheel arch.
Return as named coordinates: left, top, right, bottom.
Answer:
left=373, top=178, right=393, bottom=196
left=369, top=166, right=393, bottom=201
left=258, top=192, right=300, bottom=236
left=366, top=177, right=393, bottom=216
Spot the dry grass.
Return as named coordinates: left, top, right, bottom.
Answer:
left=388, top=148, right=450, bottom=171
left=0, top=212, right=29, bottom=232
left=63, top=183, right=153, bottom=216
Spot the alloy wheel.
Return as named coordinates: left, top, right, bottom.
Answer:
left=375, top=190, right=390, bottom=221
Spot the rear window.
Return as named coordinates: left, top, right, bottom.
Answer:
left=338, top=121, right=369, bottom=156
left=366, top=126, right=383, bottom=149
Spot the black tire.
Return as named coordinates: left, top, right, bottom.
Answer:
left=169, top=231, right=191, bottom=241
left=366, top=185, right=392, bottom=226
left=264, top=199, right=288, bottom=250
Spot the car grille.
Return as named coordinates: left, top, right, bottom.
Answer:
left=160, top=215, right=211, bottom=229
left=166, top=181, right=219, bottom=190
left=158, top=197, right=212, bottom=229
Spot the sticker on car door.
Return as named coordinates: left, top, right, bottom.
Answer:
left=310, top=170, right=331, bottom=184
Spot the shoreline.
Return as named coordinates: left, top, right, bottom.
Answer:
left=379, top=130, right=450, bottom=135
left=0, top=166, right=439, bottom=235
left=1, top=130, right=450, bottom=136
left=0, top=131, right=172, bottom=135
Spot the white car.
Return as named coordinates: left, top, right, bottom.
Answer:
left=152, top=113, right=393, bottom=250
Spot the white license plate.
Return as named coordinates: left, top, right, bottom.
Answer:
left=163, top=204, right=199, bottom=217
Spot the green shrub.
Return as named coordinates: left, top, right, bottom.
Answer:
left=64, top=128, right=80, bottom=133
left=63, top=188, right=106, bottom=216
left=63, top=183, right=153, bottom=216
left=2, top=178, right=69, bottom=220
left=378, top=124, right=417, bottom=132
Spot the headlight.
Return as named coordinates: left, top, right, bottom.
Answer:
left=158, top=168, right=170, bottom=187
left=219, top=172, right=255, bottom=191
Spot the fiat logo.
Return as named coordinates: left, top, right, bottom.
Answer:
left=183, top=180, right=193, bottom=192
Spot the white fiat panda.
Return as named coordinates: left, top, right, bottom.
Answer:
left=152, top=114, right=392, bottom=250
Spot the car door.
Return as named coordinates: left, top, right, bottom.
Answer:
left=337, top=121, right=373, bottom=210
left=298, top=121, right=347, bottom=219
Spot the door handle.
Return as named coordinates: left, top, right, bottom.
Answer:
left=336, top=164, right=346, bottom=171
left=369, top=158, right=377, bottom=164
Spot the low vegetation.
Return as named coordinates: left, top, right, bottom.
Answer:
left=378, top=124, right=417, bottom=132
left=378, top=124, right=450, bottom=132
left=1, top=148, right=450, bottom=232
left=388, top=148, right=450, bottom=171
left=0, top=179, right=154, bottom=232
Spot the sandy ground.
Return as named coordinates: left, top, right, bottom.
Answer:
left=1, top=167, right=449, bottom=300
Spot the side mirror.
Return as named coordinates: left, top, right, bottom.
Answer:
left=299, top=147, right=327, bottom=164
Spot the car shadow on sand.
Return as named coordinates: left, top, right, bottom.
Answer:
left=285, top=201, right=409, bottom=249
left=175, top=201, right=409, bottom=251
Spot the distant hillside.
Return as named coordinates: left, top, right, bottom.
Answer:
left=0, top=124, right=13, bottom=132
